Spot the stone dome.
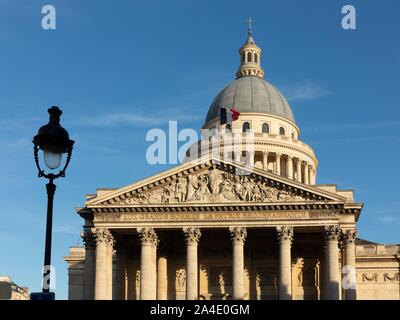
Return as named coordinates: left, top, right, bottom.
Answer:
left=205, top=76, right=295, bottom=124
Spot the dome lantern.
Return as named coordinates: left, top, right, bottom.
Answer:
left=236, top=17, right=265, bottom=79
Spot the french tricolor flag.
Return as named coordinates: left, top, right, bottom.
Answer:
left=220, top=107, right=240, bottom=125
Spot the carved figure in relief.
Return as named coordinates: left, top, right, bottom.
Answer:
left=187, top=175, right=198, bottom=201
left=220, top=179, right=236, bottom=201
left=251, top=183, right=262, bottom=201
left=195, top=174, right=210, bottom=200
left=175, top=177, right=188, bottom=202
left=162, top=182, right=176, bottom=203
left=243, top=177, right=253, bottom=201
left=209, top=168, right=223, bottom=195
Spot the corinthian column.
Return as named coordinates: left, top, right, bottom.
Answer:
left=151, top=237, right=159, bottom=297
left=81, top=230, right=96, bottom=300
left=94, top=228, right=114, bottom=300
left=157, top=254, right=168, bottom=300
left=137, top=228, right=158, bottom=300
left=276, top=226, right=293, bottom=300
left=324, top=225, right=341, bottom=300
left=342, top=229, right=358, bottom=300
left=183, top=227, right=201, bottom=300
left=229, top=226, right=247, bottom=300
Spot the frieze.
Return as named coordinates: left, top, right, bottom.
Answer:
left=93, top=210, right=340, bottom=223
left=383, top=273, right=399, bottom=282
left=362, top=273, right=378, bottom=282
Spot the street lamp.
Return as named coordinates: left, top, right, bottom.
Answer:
left=30, top=106, right=74, bottom=300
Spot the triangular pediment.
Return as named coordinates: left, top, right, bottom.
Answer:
left=87, top=156, right=345, bottom=208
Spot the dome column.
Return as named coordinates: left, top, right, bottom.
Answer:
left=248, top=150, right=255, bottom=167
left=234, top=151, right=241, bottom=163
left=263, top=152, right=269, bottom=171
left=287, top=155, right=294, bottom=180
left=310, top=166, right=316, bottom=185
left=296, top=159, right=302, bottom=182
left=275, top=153, right=282, bottom=176
left=304, top=162, right=309, bottom=184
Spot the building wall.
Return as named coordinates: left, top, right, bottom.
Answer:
left=64, top=247, right=85, bottom=300
left=356, top=244, right=400, bottom=300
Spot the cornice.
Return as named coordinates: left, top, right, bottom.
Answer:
left=87, top=201, right=344, bottom=214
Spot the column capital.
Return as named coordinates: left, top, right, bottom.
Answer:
left=81, top=230, right=95, bottom=248
left=310, top=167, right=315, bottom=174
left=93, top=228, right=115, bottom=247
left=342, top=229, right=358, bottom=244
left=276, top=152, right=282, bottom=158
left=324, top=225, right=342, bottom=241
left=276, top=226, right=294, bottom=243
left=229, top=226, right=247, bottom=243
left=137, top=227, right=159, bottom=246
left=287, top=154, right=293, bottom=160
left=183, top=227, right=202, bottom=244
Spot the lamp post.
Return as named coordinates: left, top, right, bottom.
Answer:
left=30, top=106, right=74, bottom=300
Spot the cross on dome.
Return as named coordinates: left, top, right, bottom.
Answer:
left=245, top=17, right=255, bottom=35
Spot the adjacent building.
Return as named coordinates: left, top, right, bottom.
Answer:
left=0, top=276, right=29, bottom=300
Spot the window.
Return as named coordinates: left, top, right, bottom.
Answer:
left=254, top=53, right=258, bottom=63
left=262, top=123, right=269, bottom=134
left=247, top=52, right=252, bottom=63
left=241, top=53, right=245, bottom=63
left=279, top=127, right=285, bottom=135
left=225, top=124, right=232, bottom=133
left=242, top=122, right=251, bottom=133
left=291, top=133, right=295, bottom=138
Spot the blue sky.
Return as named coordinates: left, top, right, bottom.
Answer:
left=0, top=0, right=399, bottom=299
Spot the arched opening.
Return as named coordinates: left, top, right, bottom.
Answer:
left=242, top=122, right=251, bottom=133
left=279, top=127, right=285, bottom=136
left=262, top=123, right=269, bottom=134
left=241, top=53, right=245, bottom=63
left=225, top=124, right=232, bottom=133
left=247, top=52, right=252, bottom=63
left=254, top=53, right=258, bottom=63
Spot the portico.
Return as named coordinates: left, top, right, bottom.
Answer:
left=82, top=224, right=358, bottom=301
left=75, top=157, right=361, bottom=300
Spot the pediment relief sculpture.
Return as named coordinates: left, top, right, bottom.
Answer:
left=111, top=167, right=308, bottom=205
